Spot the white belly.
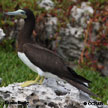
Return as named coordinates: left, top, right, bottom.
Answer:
left=18, top=52, right=44, bottom=76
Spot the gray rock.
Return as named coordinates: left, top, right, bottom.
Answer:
left=0, top=78, right=105, bottom=108
left=57, top=2, right=94, bottom=61
left=9, top=19, right=24, bottom=40
left=38, top=0, right=54, bottom=10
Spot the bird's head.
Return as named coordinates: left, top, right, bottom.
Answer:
left=5, top=9, right=34, bottom=20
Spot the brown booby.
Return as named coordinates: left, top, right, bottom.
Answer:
left=5, top=9, right=97, bottom=97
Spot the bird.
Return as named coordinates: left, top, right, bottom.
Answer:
left=5, top=8, right=98, bottom=97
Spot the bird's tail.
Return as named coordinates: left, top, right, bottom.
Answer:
left=64, top=78, right=98, bottom=97
left=67, top=66, right=91, bottom=84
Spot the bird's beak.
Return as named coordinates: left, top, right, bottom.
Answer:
left=4, top=9, right=27, bottom=18
left=5, top=10, right=22, bottom=16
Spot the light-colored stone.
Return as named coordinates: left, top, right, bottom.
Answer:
left=0, top=78, right=105, bottom=108
left=39, top=0, right=54, bottom=10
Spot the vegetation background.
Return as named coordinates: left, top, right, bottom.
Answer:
left=0, top=0, right=108, bottom=105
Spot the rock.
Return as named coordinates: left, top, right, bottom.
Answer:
left=35, top=15, right=58, bottom=50
left=9, top=19, right=24, bottom=39
left=58, top=24, right=84, bottom=61
left=0, top=78, right=106, bottom=108
left=45, top=16, right=57, bottom=39
left=71, top=2, right=93, bottom=28
left=56, top=2, right=94, bottom=61
left=38, top=0, right=54, bottom=10
left=0, top=28, right=5, bottom=41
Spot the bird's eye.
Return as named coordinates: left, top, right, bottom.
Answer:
left=21, top=12, right=25, bottom=14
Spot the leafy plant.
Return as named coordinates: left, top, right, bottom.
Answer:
left=88, top=0, right=106, bottom=3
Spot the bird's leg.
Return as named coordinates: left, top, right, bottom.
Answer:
left=34, top=74, right=40, bottom=82
left=38, top=76, right=44, bottom=85
left=21, top=75, right=40, bottom=87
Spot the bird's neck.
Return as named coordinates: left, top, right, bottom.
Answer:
left=17, top=18, right=35, bottom=52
